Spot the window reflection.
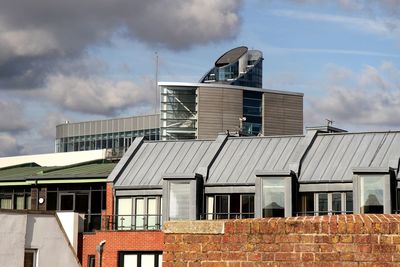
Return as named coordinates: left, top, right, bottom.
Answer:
left=262, top=178, right=285, bottom=217
left=360, top=175, right=384, bottom=214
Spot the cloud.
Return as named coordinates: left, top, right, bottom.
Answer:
left=43, top=73, right=154, bottom=116
left=272, top=9, right=400, bottom=37
left=306, top=62, right=400, bottom=128
left=0, top=100, right=28, bottom=133
left=0, top=134, right=23, bottom=157
left=0, top=0, right=242, bottom=90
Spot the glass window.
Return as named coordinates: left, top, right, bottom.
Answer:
left=346, top=192, right=353, bottom=213
left=215, top=195, right=229, bottom=219
left=318, top=193, right=328, bottom=215
left=88, top=255, right=95, bottom=267
left=120, top=252, right=162, bottom=267
left=360, top=175, right=384, bottom=214
left=24, top=249, right=36, bottom=267
left=169, top=182, right=190, bottom=220
left=262, top=178, right=285, bottom=217
left=0, top=196, right=12, bottom=209
left=332, top=193, right=342, bottom=214
left=298, top=193, right=314, bottom=216
left=15, top=195, right=25, bottom=210
left=135, top=198, right=145, bottom=229
left=147, top=198, right=158, bottom=229
left=117, top=198, right=132, bottom=230
left=59, top=194, right=74, bottom=211
left=241, top=194, right=254, bottom=218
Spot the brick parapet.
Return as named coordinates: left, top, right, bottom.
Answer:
left=163, top=214, right=400, bottom=266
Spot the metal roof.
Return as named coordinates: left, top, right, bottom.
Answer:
left=207, top=136, right=304, bottom=184
left=114, top=140, right=215, bottom=187
left=299, top=131, right=400, bottom=182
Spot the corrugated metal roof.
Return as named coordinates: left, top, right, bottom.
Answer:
left=40, top=162, right=116, bottom=178
left=114, top=140, right=215, bottom=187
left=0, top=161, right=115, bottom=181
left=0, top=166, right=51, bottom=180
left=207, top=136, right=304, bottom=184
left=299, top=131, right=400, bottom=182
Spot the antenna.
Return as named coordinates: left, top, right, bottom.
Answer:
left=326, top=118, right=334, bottom=127
left=155, top=51, right=159, bottom=113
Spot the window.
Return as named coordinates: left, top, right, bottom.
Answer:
left=169, top=182, right=190, bottom=220
left=262, top=178, right=285, bottom=217
left=206, top=194, right=254, bottom=219
left=24, top=249, right=37, bottom=267
left=116, top=196, right=162, bottom=230
left=119, top=251, right=162, bottom=267
left=314, top=192, right=353, bottom=215
left=88, top=255, right=95, bottom=267
left=360, top=175, right=384, bottom=214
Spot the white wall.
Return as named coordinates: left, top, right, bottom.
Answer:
left=0, top=149, right=106, bottom=168
left=56, top=212, right=79, bottom=252
left=0, top=212, right=26, bottom=267
left=25, top=214, right=81, bottom=267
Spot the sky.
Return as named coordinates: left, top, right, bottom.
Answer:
left=1, top=0, right=400, bottom=156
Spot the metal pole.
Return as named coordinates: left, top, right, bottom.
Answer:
left=155, top=52, right=159, bottom=113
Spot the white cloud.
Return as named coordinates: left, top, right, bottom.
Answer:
left=272, top=9, right=400, bottom=37
left=306, top=62, right=400, bottom=128
left=43, top=73, right=154, bottom=115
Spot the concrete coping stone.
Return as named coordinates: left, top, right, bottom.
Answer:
left=163, top=220, right=225, bottom=234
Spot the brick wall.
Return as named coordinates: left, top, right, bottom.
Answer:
left=81, top=230, right=164, bottom=267
left=163, top=214, right=400, bottom=266
left=105, top=182, right=113, bottom=216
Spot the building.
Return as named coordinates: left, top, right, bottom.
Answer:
left=199, top=46, right=263, bottom=88
left=160, top=82, right=303, bottom=140
left=3, top=126, right=400, bottom=266
left=55, top=114, right=160, bottom=153
left=55, top=46, right=303, bottom=152
left=0, top=210, right=80, bottom=267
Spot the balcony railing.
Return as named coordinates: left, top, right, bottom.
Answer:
left=82, top=214, right=162, bottom=232
left=200, top=212, right=255, bottom=220
left=295, top=211, right=353, bottom=216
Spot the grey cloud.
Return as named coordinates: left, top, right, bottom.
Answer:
left=0, top=134, right=23, bottom=157
left=0, top=0, right=242, bottom=89
left=0, top=100, right=28, bottom=132
left=306, top=63, right=400, bottom=127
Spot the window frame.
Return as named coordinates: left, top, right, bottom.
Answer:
left=118, top=251, right=162, bottom=267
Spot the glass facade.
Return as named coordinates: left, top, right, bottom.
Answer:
left=160, top=86, right=197, bottom=140
left=56, top=129, right=159, bottom=153
left=242, top=91, right=262, bottom=135
left=201, top=49, right=263, bottom=88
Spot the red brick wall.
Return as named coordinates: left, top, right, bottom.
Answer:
left=163, top=214, right=400, bottom=266
left=81, top=230, right=164, bottom=267
left=106, top=182, right=114, bottom=216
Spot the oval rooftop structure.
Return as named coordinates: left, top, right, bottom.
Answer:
left=215, top=46, right=248, bottom=67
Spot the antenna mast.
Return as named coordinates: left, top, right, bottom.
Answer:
left=155, top=52, right=159, bottom=113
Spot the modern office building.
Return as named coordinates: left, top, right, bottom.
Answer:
left=55, top=114, right=160, bottom=153
left=55, top=46, right=302, bottom=152
left=159, top=82, right=303, bottom=140
left=199, top=46, right=263, bottom=88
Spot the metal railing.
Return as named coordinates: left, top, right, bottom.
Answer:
left=82, top=214, right=162, bottom=232
left=200, top=212, right=255, bottom=220
left=295, top=210, right=353, bottom=216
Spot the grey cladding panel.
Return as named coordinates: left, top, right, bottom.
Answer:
left=299, top=132, right=400, bottom=182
